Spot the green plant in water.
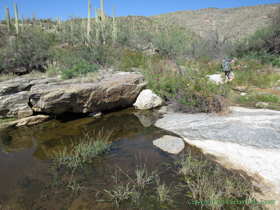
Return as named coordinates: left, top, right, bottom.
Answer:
left=53, top=129, right=113, bottom=170
left=154, top=175, right=173, bottom=203
left=174, top=149, right=256, bottom=209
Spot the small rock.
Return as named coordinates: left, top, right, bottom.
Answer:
left=240, top=93, right=247, bottom=96
left=274, top=86, right=280, bottom=92
left=232, top=86, right=248, bottom=92
left=207, top=74, right=223, bottom=84
left=255, top=102, right=269, bottom=108
left=88, top=111, right=102, bottom=118
left=153, top=135, right=185, bottom=154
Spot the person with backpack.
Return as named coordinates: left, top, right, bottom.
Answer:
left=221, top=57, right=240, bottom=83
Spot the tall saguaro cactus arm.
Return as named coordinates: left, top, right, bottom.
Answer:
left=100, top=0, right=105, bottom=21
left=14, top=3, right=19, bottom=34
left=95, top=7, right=99, bottom=42
left=87, top=1, right=91, bottom=40
left=21, top=13, right=24, bottom=32
left=5, top=7, right=10, bottom=32
left=113, top=5, right=116, bottom=42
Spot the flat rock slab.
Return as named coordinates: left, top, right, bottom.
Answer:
left=155, top=106, right=280, bottom=198
left=153, top=135, right=185, bottom=154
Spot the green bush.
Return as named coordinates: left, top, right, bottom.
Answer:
left=119, top=49, right=148, bottom=71
left=72, top=62, right=98, bottom=75
left=1, top=28, right=55, bottom=72
left=141, top=57, right=231, bottom=113
left=61, top=62, right=98, bottom=79
left=233, top=59, right=280, bottom=88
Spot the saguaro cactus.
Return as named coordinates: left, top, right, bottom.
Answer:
left=5, top=7, right=10, bottom=32
left=113, top=5, right=116, bottom=42
left=10, top=36, right=17, bottom=53
left=32, top=10, right=35, bottom=26
left=95, top=7, right=99, bottom=42
left=14, top=3, right=19, bottom=34
left=100, top=0, right=105, bottom=21
left=87, top=0, right=91, bottom=40
left=21, top=13, right=24, bottom=32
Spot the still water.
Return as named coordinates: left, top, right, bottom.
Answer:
left=0, top=108, right=253, bottom=210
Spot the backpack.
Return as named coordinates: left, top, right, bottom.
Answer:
left=221, top=57, right=231, bottom=71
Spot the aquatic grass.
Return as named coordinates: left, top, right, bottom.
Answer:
left=134, top=155, right=156, bottom=189
left=104, top=170, right=133, bottom=208
left=52, top=129, right=113, bottom=170
left=174, top=149, right=256, bottom=209
left=103, top=154, right=160, bottom=208
left=154, top=175, right=173, bottom=203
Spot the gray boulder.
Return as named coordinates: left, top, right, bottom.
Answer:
left=153, top=135, right=185, bottom=154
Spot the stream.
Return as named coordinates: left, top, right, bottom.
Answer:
left=0, top=107, right=256, bottom=210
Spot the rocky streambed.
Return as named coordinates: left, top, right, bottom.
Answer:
left=155, top=106, right=280, bottom=209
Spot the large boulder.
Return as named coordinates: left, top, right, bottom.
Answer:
left=29, top=73, right=147, bottom=114
left=133, top=89, right=163, bottom=110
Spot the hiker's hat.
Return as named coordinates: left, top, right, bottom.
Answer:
left=232, top=57, right=238, bottom=61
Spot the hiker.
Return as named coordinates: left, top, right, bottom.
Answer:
left=221, top=57, right=240, bottom=83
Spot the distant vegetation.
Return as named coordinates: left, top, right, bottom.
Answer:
left=1, top=2, right=280, bottom=113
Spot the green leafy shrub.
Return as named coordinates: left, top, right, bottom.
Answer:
left=119, top=49, right=148, bottom=71
left=61, top=62, right=98, bottom=79
left=141, top=57, right=231, bottom=113
left=72, top=62, right=98, bottom=75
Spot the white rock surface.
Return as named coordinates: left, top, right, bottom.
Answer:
left=153, top=135, right=185, bottom=154
left=207, top=74, right=223, bottom=84
left=133, top=89, right=163, bottom=110
left=155, top=106, right=280, bottom=200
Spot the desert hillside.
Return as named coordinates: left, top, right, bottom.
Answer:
left=150, top=4, right=279, bottom=39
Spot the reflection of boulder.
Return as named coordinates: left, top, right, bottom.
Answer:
left=133, top=109, right=161, bottom=127
left=1, top=127, right=34, bottom=153
left=32, top=108, right=143, bottom=160
left=2, top=115, right=51, bottom=129
left=153, top=135, right=185, bottom=154
left=133, top=89, right=163, bottom=110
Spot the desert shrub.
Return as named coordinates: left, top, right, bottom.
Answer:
left=119, top=49, right=148, bottom=71
left=152, top=29, right=189, bottom=59
left=141, top=56, right=231, bottom=113
left=232, top=59, right=280, bottom=88
left=61, top=62, right=98, bottom=79
left=1, top=28, right=55, bottom=72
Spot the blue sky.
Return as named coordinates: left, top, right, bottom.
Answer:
left=1, top=0, right=279, bottom=21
